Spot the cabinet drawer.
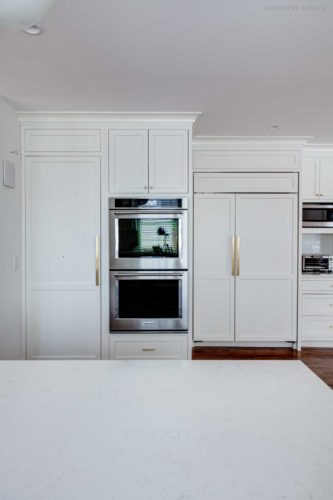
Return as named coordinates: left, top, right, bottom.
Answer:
left=24, top=129, right=101, bottom=152
left=302, top=316, right=333, bottom=340
left=110, top=335, right=188, bottom=359
left=194, top=173, right=298, bottom=193
left=302, top=295, right=333, bottom=315
left=303, top=280, right=333, bottom=293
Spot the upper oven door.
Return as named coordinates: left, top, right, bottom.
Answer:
left=109, top=210, right=188, bottom=270
left=303, top=204, right=333, bottom=227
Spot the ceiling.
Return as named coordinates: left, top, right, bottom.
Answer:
left=0, top=0, right=332, bottom=141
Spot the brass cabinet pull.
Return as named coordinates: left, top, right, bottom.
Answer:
left=232, top=236, right=236, bottom=276
left=95, top=236, right=100, bottom=286
left=236, top=235, right=240, bottom=276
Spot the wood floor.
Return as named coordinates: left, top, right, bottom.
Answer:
left=192, top=347, right=333, bottom=389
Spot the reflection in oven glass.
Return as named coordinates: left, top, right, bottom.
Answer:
left=119, top=219, right=179, bottom=258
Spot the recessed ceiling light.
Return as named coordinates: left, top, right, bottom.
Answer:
left=23, top=25, right=43, bottom=35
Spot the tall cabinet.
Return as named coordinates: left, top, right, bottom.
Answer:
left=193, top=139, right=304, bottom=347
left=20, top=113, right=199, bottom=360
left=301, top=147, right=333, bottom=347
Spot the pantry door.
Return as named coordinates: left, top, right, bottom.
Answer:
left=234, top=194, right=298, bottom=341
left=194, top=194, right=235, bottom=341
left=26, top=156, right=101, bottom=359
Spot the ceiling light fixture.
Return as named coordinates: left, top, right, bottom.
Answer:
left=23, top=25, right=43, bottom=35
left=0, top=0, right=54, bottom=30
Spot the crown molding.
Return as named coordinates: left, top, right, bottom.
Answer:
left=193, top=135, right=312, bottom=151
left=17, top=111, right=202, bottom=125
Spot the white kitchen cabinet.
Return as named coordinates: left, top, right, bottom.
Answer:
left=301, top=277, right=333, bottom=345
left=26, top=156, right=101, bottom=359
left=109, top=129, right=188, bottom=194
left=194, top=195, right=235, bottom=341
left=302, top=158, right=319, bottom=201
left=194, top=181, right=298, bottom=342
left=149, top=130, right=188, bottom=193
left=109, top=130, right=149, bottom=194
left=110, top=334, right=188, bottom=359
left=302, top=156, right=333, bottom=201
left=319, top=158, right=333, bottom=200
left=235, top=194, right=297, bottom=341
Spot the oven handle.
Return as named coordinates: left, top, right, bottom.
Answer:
left=112, top=210, right=185, bottom=216
left=111, top=272, right=185, bottom=277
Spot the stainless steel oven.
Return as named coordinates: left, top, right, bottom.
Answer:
left=110, top=271, right=188, bottom=331
left=303, top=204, right=333, bottom=227
left=109, top=198, right=188, bottom=270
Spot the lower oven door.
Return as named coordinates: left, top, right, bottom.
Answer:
left=110, top=271, right=188, bottom=331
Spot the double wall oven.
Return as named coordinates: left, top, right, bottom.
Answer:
left=109, top=198, right=188, bottom=331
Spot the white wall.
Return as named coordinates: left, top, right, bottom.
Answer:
left=0, top=98, right=22, bottom=359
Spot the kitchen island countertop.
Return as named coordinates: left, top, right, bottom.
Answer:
left=0, top=360, right=333, bottom=500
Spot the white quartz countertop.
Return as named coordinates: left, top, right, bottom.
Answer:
left=0, top=360, right=333, bottom=500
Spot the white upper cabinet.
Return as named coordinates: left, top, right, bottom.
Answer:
left=319, top=158, right=333, bottom=200
left=109, top=128, right=189, bottom=194
left=149, top=130, right=188, bottom=194
left=302, top=154, right=333, bottom=201
left=109, top=130, right=149, bottom=194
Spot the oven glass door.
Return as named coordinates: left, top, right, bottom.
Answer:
left=110, top=212, right=187, bottom=269
left=110, top=272, right=188, bottom=331
left=303, top=205, right=333, bottom=227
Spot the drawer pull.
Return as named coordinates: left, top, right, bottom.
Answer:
left=330, top=326, right=333, bottom=329
left=142, top=348, right=156, bottom=352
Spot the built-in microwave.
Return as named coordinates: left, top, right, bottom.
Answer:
left=303, top=204, right=333, bottom=227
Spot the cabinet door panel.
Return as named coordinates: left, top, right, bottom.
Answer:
left=109, top=130, right=148, bottom=194
left=26, top=157, right=101, bottom=359
left=149, top=130, right=188, bottom=193
left=319, top=159, right=333, bottom=200
left=194, top=195, right=235, bottom=341
left=302, top=159, right=319, bottom=201
left=235, top=194, right=297, bottom=341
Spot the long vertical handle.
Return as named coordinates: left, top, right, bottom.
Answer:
left=95, top=236, right=100, bottom=286
left=232, top=236, right=236, bottom=276
left=236, top=235, right=240, bottom=276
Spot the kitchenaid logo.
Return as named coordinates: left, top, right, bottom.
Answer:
left=265, top=4, right=326, bottom=12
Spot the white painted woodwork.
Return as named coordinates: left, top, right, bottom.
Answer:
left=148, top=130, right=188, bottom=193
left=194, top=172, right=298, bottom=194
left=302, top=158, right=319, bottom=200
left=26, top=156, right=101, bottom=359
left=109, top=334, right=188, bottom=359
left=302, top=295, right=333, bottom=316
left=303, top=279, right=333, bottom=293
left=109, top=130, right=149, bottom=194
left=194, top=150, right=300, bottom=172
left=302, top=317, right=333, bottom=341
left=24, top=128, right=101, bottom=152
left=235, top=194, right=297, bottom=341
left=194, top=194, right=235, bottom=341
left=319, top=158, right=333, bottom=200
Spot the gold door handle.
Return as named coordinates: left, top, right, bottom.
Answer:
left=236, top=235, right=240, bottom=276
left=95, top=236, right=100, bottom=286
left=232, top=236, right=236, bottom=276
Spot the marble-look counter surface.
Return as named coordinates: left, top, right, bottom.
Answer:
left=0, top=360, right=332, bottom=500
